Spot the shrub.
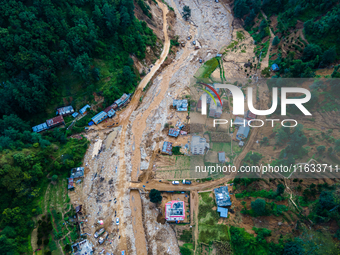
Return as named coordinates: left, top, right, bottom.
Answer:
left=251, top=199, right=266, bottom=216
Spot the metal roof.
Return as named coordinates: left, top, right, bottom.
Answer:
left=32, top=123, right=49, bottom=133
left=104, top=106, right=116, bottom=117
left=91, top=111, right=107, bottom=124
left=218, top=152, right=225, bottom=162
left=68, top=178, right=74, bottom=189
left=70, top=167, right=84, bottom=178
left=46, top=115, right=64, bottom=127
left=162, top=141, right=173, bottom=155
left=168, top=128, right=180, bottom=137
left=57, top=106, right=74, bottom=115
left=217, top=207, right=228, bottom=217
left=236, top=125, right=250, bottom=140
left=214, top=186, right=232, bottom=207
left=271, top=63, right=279, bottom=71
left=72, top=112, right=79, bottom=118
left=79, top=105, right=91, bottom=114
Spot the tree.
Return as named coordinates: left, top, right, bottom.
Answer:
left=51, top=175, right=58, bottom=183
left=321, top=46, right=336, bottom=66
left=251, top=198, right=266, bottom=216
left=276, top=183, right=285, bottom=196
left=182, top=6, right=191, bottom=21
left=250, top=153, right=262, bottom=164
left=272, top=36, right=280, bottom=46
left=283, top=241, right=304, bottom=255
left=316, top=145, right=326, bottom=155
left=261, top=67, right=271, bottom=77
left=234, top=0, right=249, bottom=18
left=180, top=246, right=192, bottom=255
left=302, top=44, right=322, bottom=62
left=149, top=189, right=162, bottom=203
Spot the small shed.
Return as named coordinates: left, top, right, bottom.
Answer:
left=217, top=207, right=228, bottom=218
left=72, top=112, right=79, bottom=118
left=271, top=63, right=280, bottom=72
left=79, top=105, right=91, bottom=115
left=218, top=152, right=225, bottom=162
left=91, top=111, right=108, bottom=125
left=236, top=125, right=250, bottom=140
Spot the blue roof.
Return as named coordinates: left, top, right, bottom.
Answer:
left=168, top=128, right=180, bottom=137
left=236, top=125, right=250, bottom=140
left=107, top=109, right=115, bottom=118
left=271, top=63, right=279, bottom=71
left=217, top=207, right=228, bottom=218
left=32, top=122, right=48, bottom=133
left=91, top=111, right=108, bottom=124
left=79, top=105, right=91, bottom=114
left=162, top=141, right=172, bottom=155
left=72, top=112, right=79, bottom=118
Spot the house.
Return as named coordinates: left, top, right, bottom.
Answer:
left=239, top=141, right=244, bottom=147
left=70, top=167, right=85, bottom=178
left=218, top=152, right=225, bottom=162
left=205, top=84, right=220, bottom=104
left=173, top=99, right=188, bottom=112
left=271, top=63, right=280, bottom=72
left=68, top=178, right=74, bottom=190
left=32, top=123, right=49, bottom=133
left=209, top=100, right=222, bottom=118
left=214, top=186, right=232, bottom=207
left=79, top=105, right=91, bottom=115
left=161, top=141, right=173, bottom=155
left=234, top=117, right=246, bottom=126
left=168, top=128, right=180, bottom=138
left=245, top=110, right=256, bottom=120
left=217, top=207, right=228, bottom=218
left=72, top=240, right=94, bottom=255
left=72, top=112, right=79, bottom=118
left=103, top=106, right=116, bottom=118
left=91, top=111, right=108, bottom=125
left=46, top=115, right=65, bottom=128
left=165, top=201, right=185, bottom=221
left=236, top=125, right=250, bottom=140
left=56, top=106, right=74, bottom=116
left=191, top=136, right=209, bottom=155
left=196, top=99, right=202, bottom=111
left=115, top=93, right=131, bottom=108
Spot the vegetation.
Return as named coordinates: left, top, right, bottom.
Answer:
left=182, top=6, right=191, bottom=21
left=149, top=189, right=162, bottom=203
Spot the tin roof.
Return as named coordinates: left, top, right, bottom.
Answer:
left=91, top=111, right=107, bottom=124
left=162, top=141, right=173, bottom=155
left=57, top=106, right=74, bottom=115
left=218, top=152, right=225, bottom=162
left=79, top=105, right=91, bottom=114
left=71, top=167, right=84, bottom=178
left=32, top=122, right=48, bottom=133
left=236, top=125, right=250, bottom=140
left=168, top=128, right=180, bottom=137
left=46, top=115, right=64, bottom=127
left=217, top=207, right=228, bottom=217
left=72, top=112, right=79, bottom=118
left=214, top=186, right=232, bottom=207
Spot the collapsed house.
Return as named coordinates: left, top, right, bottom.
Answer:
left=214, top=186, right=232, bottom=207
left=72, top=240, right=93, bottom=255
left=70, top=167, right=85, bottom=178
left=173, top=99, right=188, bottom=112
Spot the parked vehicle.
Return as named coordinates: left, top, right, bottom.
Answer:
left=172, top=181, right=180, bottom=185
left=94, top=228, right=105, bottom=238
left=116, top=218, right=119, bottom=225
left=182, top=179, right=192, bottom=185
left=98, top=232, right=109, bottom=244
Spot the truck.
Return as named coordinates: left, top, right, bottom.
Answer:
left=98, top=232, right=109, bottom=244
left=94, top=228, right=105, bottom=238
left=182, top=179, right=192, bottom=185
left=172, top=181, right=180, bottom=185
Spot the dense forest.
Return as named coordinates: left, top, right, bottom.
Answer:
left=0, top=0, right=157, bottom=253
left=233, top=0, right=340, bottom=78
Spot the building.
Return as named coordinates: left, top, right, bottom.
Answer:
left=191, top=136, right=209, bottom=155
left=271, top=63, right=280, bottom=72
left=218, top=152, right=225, bottom=162
left=236, top=125, right=250, bottom=140
left=91, top=111, right=108, bottom=125
left=46, top=115, right=65, bottom=128
left=103, top=106, right=116, bottom=118
left=115, top=93, right=131, bottom=108
left=68, top=178, right=74, bottom=190
left=216, top=53, right=222, bottom=57
left=205, top=84, right=220, bottom=104
left=72, top=240, right=93, bottom=255
left=70, top=167, right=85, bottom=178
left=217, top=207, right=228, bottom=218
left=72, top=112, right=79, bottom=118
left=173, top=99, right=188, bottom=112
left=168, top=128, right=180, bottom=138
left=214, top=186, right=232, bottom=207
left=32, top=123, right=49, bottom=133
left=196, top=99, right=202, bottom=111
left=245, top=110, right=256, bottom=120
left=79, top=105, right=91, bottom=115
left=209, top=100, right=222, bottom=118
left=56, top=106, right=74, bottom=116
left=165, top=201, right=185, bottom=221
left=234, top=117, right=246, bottom=126
left=161, top=141, right=173, bottom=155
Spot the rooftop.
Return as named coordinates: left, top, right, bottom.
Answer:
left=191, top=136, right=209, bottom=155
left=72, top=240, right=93, bottom=255
left=32, top=122, right=48, bottom=133
left=214, top=186, right=232, bottom=207
left=236, top=125, right=250, bottom=140
left=68, top=178, right=74, bottom=190
left=71, top=167, right=85, bottom=178
left=56, top=106, right=74, bottom=116
left=46, top=115, right=64, bottom=127
left=165, top=201, right=185, bottom=221
left=168, top=128, right=180, bottom=137
left=79, top=105, right=91, bottom=114
left=162, top=141, right=173, bottom=155
left=91, top=111, right=107, bottom=124
left=173, top=99, right=188, bottom=111
left=217, top=206, right=228, bottom=218
left=218, top=151, right=225, bottom=162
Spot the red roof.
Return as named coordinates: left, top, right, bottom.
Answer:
left=197, top=99, right=202, bottom=109
left=46, top=115, right=64, bottom=127
left=246, top=110, right=256, bottom=120
left=104, top=106, right=114, bottom=113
